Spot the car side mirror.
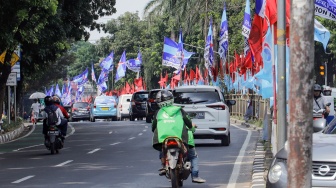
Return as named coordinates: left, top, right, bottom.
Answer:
left=226, top=100, right=236, bottom=106
left=127, top=99, right=130, bottom=102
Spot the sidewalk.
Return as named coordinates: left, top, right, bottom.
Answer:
left=0, top=122, right=33, bottom=144
left=231, top=118, right=269, bottom=188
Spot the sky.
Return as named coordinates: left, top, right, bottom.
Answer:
left=88, top=0, right=150, bottom=43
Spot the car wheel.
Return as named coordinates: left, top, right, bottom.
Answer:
left=221, top=134, right=230, bottom=146
left=92, top=116, right=95, bottom=122
left=146, top=115, right=152, bottom=123
left=112, top=117, right=117, bottom=121
left=130, top=115, right=135, bottom=121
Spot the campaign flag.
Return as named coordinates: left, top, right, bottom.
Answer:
left=55, top=84, right=62, bottom=97
left=315, top=0, right=336, bottom=22
left=173, top=29, right=185, bottom=75
left=61, top=84, right=66, bottom=96
left=162, top=37, right=194, bottom=70
left=97, top=81, right=107, bottom=92
left=97, top=69, right=109, bottom=84
left=219, top=2, right=229, bottom=62
left=100, top=51, right=114, bottom=71
left=72, top=68, right=88, bottom=83
left=314, top=19, right=330, bottom=51
left=91, top=63, right=97, bottom=83
left=47, top=86, right=54, bottom=96
left=126, top=49, right=142, bottom=72
left=77, top=69, right=88, bottom=87
left=115, top=51, right=127, bottom=83
left=44, top=87, right=47, bottom=95
left=242, top=0, right=251, bottom=38
left=204, top=18, right=214, bottom=70
left=255, top=26, right=273, bottom=83
left=76, top=86, right=84, bottom=102
left=255, top=0, right=266, bottom=18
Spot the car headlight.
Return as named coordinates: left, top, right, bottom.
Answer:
left=268, top=163, right=283, bottom=183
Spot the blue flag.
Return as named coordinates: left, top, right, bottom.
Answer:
left=126, top=48, right=142, bottom=72
left=72, top=68, right=88, bottom=84
left=115, top=51, right=127, bottom=83
left=61, top=84, right=65, bottom=96
left=314, top=19, right=330, bottom=51
left=242, top=0, right=251, bottom=55
left=219, top=3, right=229, bottom=62
left=204, top=18, right=214, bottom=70
left=100, top=51, right=114, bottom=72
left=162, top=37, right=194, bottom=70
left=97, top=69, right=109, bottom=85
left=47, top=86, right=54, bottom=96
left=97, top=81, right=107, bottom=92
left=55, top=84, right=62, bottom=97
left=255, top=0, right=266, bottom=18
left=91, top=63, right=97, bottom=83
left=315, top=0, right=336, bottom=22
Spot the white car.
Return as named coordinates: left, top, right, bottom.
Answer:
left=173, top=85, right=236, bottom=146
left=117, top=94, right=132, bottom=121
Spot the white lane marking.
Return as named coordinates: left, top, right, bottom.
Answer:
left=138, top=133, right=143, bottom=136
left=109, top=131, right=113, bottom=134
left=143, top=129, right=147, bottom=132
left=88, top=148, right=101, bottom=154
left=110, top=142, right=121, bottom=146
left=55, top=160, right=73, bottom=167
left=128, top=137, right=135, bottom=140
left=145, top=126, right=148, bottom=128
left=12, top=175, right=35, bottom=183
left=226, top=125, right=252, bottom=188
left=13, top=144, right=43, bottom=152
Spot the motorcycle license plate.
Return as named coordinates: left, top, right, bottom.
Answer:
left=48, top=131, right=59, bottom=135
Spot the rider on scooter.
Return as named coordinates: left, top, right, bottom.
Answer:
left=151, top=90, right=205, bottom=183
left=313, top=84, right=330, bottom=118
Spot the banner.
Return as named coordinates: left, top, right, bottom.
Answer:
left=204, top=18, right=214, bottom=70
left=219, top=3, right=229, bottom=62
left=242, top=0, right=251, bottom=38
left=115, top=51, right=127, bottom=83
left=126, top=49, right=142, bottom=72
left=315, top=0, right=336, bottom=22
left=100, top=51, right=114, bottom=71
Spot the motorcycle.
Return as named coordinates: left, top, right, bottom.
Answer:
left=313, top=103, right=331, bottom=132
left=161, top=137, right=191, bottom=188
left=45, top=124, right=63, bottom=154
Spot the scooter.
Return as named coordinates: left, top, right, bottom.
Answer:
left=45, top=125, right=63, bottom=154
left=313, top=103, right=331, bottom=132
left=161, top=137, right=191, bottom=188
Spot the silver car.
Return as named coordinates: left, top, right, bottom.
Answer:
left=267, top=118, right=336, bottom=187
left=173, top=85, right=236, bottom=146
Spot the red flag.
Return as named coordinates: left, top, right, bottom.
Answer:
left=195, top=66, right=199, bottom=81
left=248, top=15, right=266, bottom=66
left=125, top=82, right=131, bottom=94
left=172, top=74, right=181, bottom=81
left=198, top=66, right=204, bottom=81
left=266, top=0, right=277, bottom=25
left=189, top=69, right=196, bottom=81
left=243, top=51, right=253, bottom=69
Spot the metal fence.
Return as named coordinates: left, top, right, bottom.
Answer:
left=226, top=94, right=269, bottom=121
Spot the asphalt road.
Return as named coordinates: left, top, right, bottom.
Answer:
left=0, top=120, right=259, bottom=188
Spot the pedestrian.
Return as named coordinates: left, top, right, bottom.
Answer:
left=31, top=99, right=41, bottom=125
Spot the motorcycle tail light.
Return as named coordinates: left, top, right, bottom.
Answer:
left=167, top=140, right=178, bottom=147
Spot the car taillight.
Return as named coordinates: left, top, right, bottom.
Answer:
left=206, top=104, right=225, bottom=110
left=167, top=140, right=178, bottom=147
left=212, top=128, right=227, bottom=131
left=94, top=105, right=96, bottom=108
left=149, top=99, right=155, bottom=103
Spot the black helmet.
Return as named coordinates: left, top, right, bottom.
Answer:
left=52, top=95, right=61, bottom=104
left=44, top=96, right=54, bottom=106
left=314, top=84, right=322, bottom=91
left=156, top=90, right=174, bottom=108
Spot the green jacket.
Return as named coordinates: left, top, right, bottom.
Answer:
left=152, top=106, right=192, bottom=150
left=188, top=126, right=196, bottom=147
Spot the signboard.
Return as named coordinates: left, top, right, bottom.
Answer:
left=11, top=62, right=20, bottom=81
left=6, top=73, right=17, bottom=86
left=0, top=51, right=19, bottom=66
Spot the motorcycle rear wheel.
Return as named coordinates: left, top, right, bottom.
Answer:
left=50, top=143, right=55, bottom=154
left=170, top=168, right=180, bottom=188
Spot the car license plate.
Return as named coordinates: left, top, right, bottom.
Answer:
left=101, top=107, right=109, bottom=111
left=188, top=112, right=205, bottom=119
left=48, top=131, right=59, bottom=135
left=141, top=104, right=146, bottom=108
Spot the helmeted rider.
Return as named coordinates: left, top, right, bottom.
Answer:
left=313, top=84, right=330, bottom=118
left=151, top=90, right=205, bottom=183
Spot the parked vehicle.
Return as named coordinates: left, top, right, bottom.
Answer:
left=70, top=102, right=91, bottom=122
left=90, top=96, right=118, bottom=122
left=146, top=89, right=162, bottom=123
left=44, top=125, right=63, bottom=154
left=173, top=85, right=236, bottom=146
left=266, top=117, right=336, bottom=187
left=117, top=94, right=132, bottom=121
left=160, top=137, right=191, bottom=188
left=129, top=91, right=149, bottom=121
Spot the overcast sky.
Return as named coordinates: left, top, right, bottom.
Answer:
left=88, top=0, right=150, bottom=42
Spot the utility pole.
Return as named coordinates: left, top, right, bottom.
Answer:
left=288, top=0, right=314, bottom=187
left=276, top=0, right=287, bottom=151
left=325, top=61, right=327, bottom=86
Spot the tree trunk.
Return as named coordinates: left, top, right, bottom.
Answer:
left=0, top=52, right=15, bottom=116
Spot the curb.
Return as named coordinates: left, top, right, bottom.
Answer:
left=230, top=118, right=266, bottom=188
left=0, top=123, right=25, bottom=144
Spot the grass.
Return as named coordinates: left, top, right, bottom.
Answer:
left=1, top=117, right=23, bottom=133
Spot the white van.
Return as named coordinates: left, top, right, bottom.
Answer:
left=117, top=94, right=132, bottom=121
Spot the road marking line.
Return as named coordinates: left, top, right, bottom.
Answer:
left=226, top=125, right=252, bottom=188
left=143, top=129, right=147, bottom=132
left=109, top=131, right=113, bottom=134
left=110, top=142, right=121, bottom=145
left=12, top=175, right=35, bottom=183
left=55, top=160, right=73, bottom=167
left=128, top=137, right=135, bottom=140
left=138, top=133, right=143, bottom=136
left=88, top=148, right=101, bottom=154
left=13, top=144, right=43, bottom=152
left=145, top=126, right=148, bottom=128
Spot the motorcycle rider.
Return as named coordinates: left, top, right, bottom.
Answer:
left=152, top=90, right=205, bottom=183
left=52, top=95, right=69, bottom=137
left=313, top=84, right=330, bottom=118
left=42, top=96, right=67, bottom=141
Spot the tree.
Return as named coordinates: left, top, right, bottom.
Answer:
left=0, top=0, right=116, bottom=115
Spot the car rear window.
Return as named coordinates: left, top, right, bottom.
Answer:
left=73, top=102, right=89, bottom=108
left=173, top=91, right=221, bottom=104
left=133, top=92, right=148, bottom=101
left=95, top=97, right=116, bottom=104
left=149, top=90, right=160, bottom=99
